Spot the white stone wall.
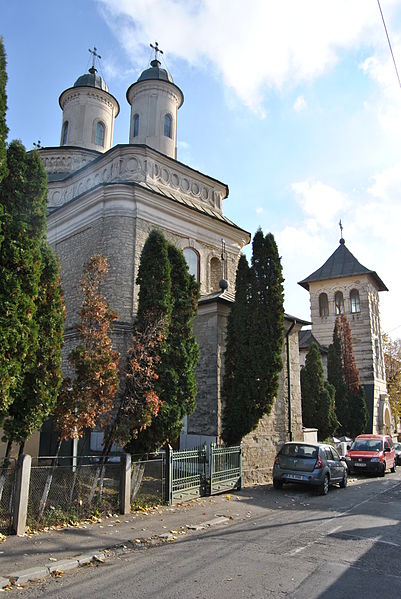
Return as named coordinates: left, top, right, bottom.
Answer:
left=59, top=87, right=119, bottom=152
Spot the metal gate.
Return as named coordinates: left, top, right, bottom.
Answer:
left=210, top=444, right=242, bottom=495
left=169, top=447, right=207, bottom=503
left=0, top=458, right=17, bottom=534
left=166, top=444, right=242, bottom=504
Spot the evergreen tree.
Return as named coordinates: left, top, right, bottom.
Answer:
left=3, top=242, right=65, bottom=447
left=328, top=314, right=368, bottom=437
left=327, top=321, right=348, bottom=434
left=0, top=37, right=8, bottom=184
left=222, top=229, right=284, bottom=445
left=0, top=142, right=47, bottom=426
left=128, top=237, right=199, bottom=453
left=222, top=255, right=252, bottom=444
left=301, top=342, right=338, bottom=440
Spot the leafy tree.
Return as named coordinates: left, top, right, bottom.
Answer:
left=383, top=334, right=401, bottom=427
left=54, top=255, right=119, bottom=444
left=128, top=236, right=199, bottom=454
left=0, top=142, right=47, bottom=432
left=301, top=342, right=338, bottom=440
left=328, top=314, right=368, bottom=437
left=3, top=242, right=65, bottom=449
left=222, top=229, right=284, bottom=445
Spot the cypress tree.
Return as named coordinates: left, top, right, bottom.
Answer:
left=222, top=255, right=252, bottom=445
left=0, top=142, right=46, bottom=425
left=128, top=237, right=199, bottom=453
left=328, top=314, right=368, bottom=437
left=327, top=321, right=348, bottom=434
left=222, top=229, right=284, bottom=444
left=0, top=37, right=8, bottom=184
left=301, top=342, right=338, bottom=440
left=3, top=242, right=65, bottom=446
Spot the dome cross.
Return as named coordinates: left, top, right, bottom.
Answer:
left=150, top=41, right=163, bottom=63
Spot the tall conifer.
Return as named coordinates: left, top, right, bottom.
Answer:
left=301, top=342, right=338, bottom=440
left=222, top=229, right=284, bottom=444
left=0, top=37, right=8, bottom=183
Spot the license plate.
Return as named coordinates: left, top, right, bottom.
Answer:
left=285, top=474, right=306, bottom=480
left=354, top=463, right=366, bottom=467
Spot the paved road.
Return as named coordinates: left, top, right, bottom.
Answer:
left=14, top=471, right=401, bottom=598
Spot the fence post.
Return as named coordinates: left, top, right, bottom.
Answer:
left=164, top=444, right=173, bottom=505
left=119, top=453, right=131, bottom=515
left=11, top=454, right=31, bottom=536
left=238, top=444, right=242, bottom=490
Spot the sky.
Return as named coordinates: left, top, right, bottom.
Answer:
left=2, top=0, right=401, bottom=337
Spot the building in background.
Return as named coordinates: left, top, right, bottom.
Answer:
left=298, top=235, right=393, bottom=435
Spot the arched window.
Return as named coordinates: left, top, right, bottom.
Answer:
left=95, top=121, right=105, bottom=146
left=319, top=293, right=329, bottom=317
left=350, top=289, right=360, bottom=313
left=183, top=248, right=200, bottom=282
left=62, top=121, right=69, bottom=145
left=164, top=114, right=172, bottom=138
left=335, top=291, right=344, bottom=315
left=133, top=114, right=139, bottom=138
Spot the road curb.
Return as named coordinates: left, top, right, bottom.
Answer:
left=0, top=515, right=231, bottom=589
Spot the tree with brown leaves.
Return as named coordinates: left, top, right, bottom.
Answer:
left=383, top=334, right=401, bottom=429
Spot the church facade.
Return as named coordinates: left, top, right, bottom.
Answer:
left=298, top=236, right=393, bottom=435
left=32, top=50, right=305, bottom=480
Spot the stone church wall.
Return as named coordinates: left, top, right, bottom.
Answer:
left=241, top=323, right=304, bottom=485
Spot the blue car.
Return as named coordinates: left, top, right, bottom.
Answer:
left=273, top=442, right=348, bottom=495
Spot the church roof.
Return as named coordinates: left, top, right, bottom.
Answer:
left=137, top=59, right=174, bottom=83
left=298, top=238, right=388, bottom=292
left=298, top=329, right=328, bottom=353
left=73, top=67, right=109, bottom=91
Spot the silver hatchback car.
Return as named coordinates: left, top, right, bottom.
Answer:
left=273, top=442, right=348, bottom=495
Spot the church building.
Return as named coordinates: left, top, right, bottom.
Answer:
left=298, top=233, right=393, bottom=435
left=32, top=46, right=306, bottom=481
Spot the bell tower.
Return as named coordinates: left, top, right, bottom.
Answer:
left=126, top=42, right=184, bottom=159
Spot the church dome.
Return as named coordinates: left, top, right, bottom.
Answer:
left=73, top=67, right=109, bottom=91
left=137, top=59, right=174, bottom=83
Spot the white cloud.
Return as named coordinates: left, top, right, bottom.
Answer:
left=97, top=0, right=394, bottom=115
left=256, top=207, right=264, bottom=214
left=293, top=95, right=307, bottom=112
left=291, top=180, right=348, bottom=230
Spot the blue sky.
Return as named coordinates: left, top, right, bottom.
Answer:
left=2, top=0, right=401, bottom=336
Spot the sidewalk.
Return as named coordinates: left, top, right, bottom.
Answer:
left=0, top=486, right=273, bottom=589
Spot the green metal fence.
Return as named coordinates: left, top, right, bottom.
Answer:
left=210, top=444, right=242, bottom=495
left=166, top=444, right=241, bottom=504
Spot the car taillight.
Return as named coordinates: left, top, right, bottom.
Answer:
left=315, top=455, right=323, bottom=469
left=274, top=454, right=280, bottom=465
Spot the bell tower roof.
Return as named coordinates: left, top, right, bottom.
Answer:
left=73, top=66, right=109, bottom=91
left=298, top=238, right=388, bottom=292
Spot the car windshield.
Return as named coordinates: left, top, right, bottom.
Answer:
left=280, top=444, right=317, bottom=459
left=350, top=439, right=382, bottom=452
left=394, top=443, right=401, bottom=451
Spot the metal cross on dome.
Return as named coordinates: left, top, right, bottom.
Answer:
left=339, top=219, right=344, bottom=238
left=150, top=41, right=163, bottom=62
left=88, top=46, right=102, bottom=69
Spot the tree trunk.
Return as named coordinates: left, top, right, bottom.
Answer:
left=130, top=462, right=145, bottom=502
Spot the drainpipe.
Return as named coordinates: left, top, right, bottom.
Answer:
left=286, top=318, right=296, bottom=441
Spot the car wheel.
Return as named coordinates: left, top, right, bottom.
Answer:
left=273, top=479, right=283, bottom=490
left=318, top=475, right=329, bottom=496
left=379, top=464, right=386, bottom=477
left=391, top=460, right=396, bottom=473
left=339, top=470, right=348, bottom=488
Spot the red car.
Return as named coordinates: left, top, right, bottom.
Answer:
left=346, top=434, right=396, bottom=477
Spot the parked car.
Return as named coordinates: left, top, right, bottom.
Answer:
left=393, top=442, right=401, bottom=466
left=272, top=442, right=348, bottom=495
left=346, top=434, right=396, bottom=476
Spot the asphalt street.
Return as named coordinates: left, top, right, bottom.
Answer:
left=11, top=471, right=401, bottom=598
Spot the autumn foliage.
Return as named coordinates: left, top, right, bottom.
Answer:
left=54, top=255, right=119, bottom=441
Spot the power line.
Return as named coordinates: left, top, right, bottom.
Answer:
left=377, top=0, right=401, bottom=89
